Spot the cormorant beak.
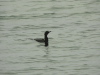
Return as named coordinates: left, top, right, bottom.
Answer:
left=49, top=31, right=51, bottom=33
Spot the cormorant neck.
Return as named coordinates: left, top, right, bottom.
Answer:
left=44, top=34, right=48, bottom=39
left=44, top=34, right=48, bottom=46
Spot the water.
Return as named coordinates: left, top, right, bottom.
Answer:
left=0, top=0, right=100, bottom=75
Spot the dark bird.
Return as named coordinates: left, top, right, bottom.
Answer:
left=34, top=31, right=51, bottom=46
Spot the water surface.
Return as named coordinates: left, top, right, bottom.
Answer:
left=0, top=0, right=100, bottom=75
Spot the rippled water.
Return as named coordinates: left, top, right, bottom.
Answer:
left=0, top=0, right=100, bottom=75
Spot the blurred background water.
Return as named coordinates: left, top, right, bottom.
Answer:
left=0, top=0, right=100, bottom=75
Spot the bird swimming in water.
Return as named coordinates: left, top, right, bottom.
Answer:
left=34, top=31, right=51, bottom=46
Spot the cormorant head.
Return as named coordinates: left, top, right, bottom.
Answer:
left=45, top=31, right=51, bottom=35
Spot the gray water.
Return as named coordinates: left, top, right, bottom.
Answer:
left=0, top=0, right=100, bottom=75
